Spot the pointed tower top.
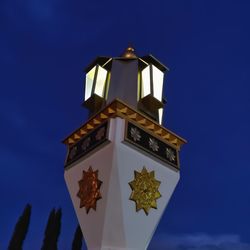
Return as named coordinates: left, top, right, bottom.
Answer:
left=121, top=46, right=137, bottom=58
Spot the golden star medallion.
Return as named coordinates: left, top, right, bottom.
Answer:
left=77, top=166, right=102, bottom=214
left=129, top=167, right=161, bottom=215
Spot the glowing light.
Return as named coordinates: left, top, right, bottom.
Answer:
left=152, top=65, right=164, bottom=101
left=85, top=65, right=108, bottom=101
left=85, top=66, right=96, bottom=100
left=141, top=66, right=151, bottom=98
left=94, top=66, right=107, bottom=97
left=158, top=108, right=163, bottom=125
left=140, top=65, right=164, bottom=101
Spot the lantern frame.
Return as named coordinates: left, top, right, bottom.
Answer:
left=139, top=64, right=164, bottom=110
left=83, top=62, right=110, bottom=114
left=137, top=55, right=168, bottom=123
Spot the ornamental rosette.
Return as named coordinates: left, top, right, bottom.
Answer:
left=95, top=127, right=106, bottom=141
left=166, top=148, right=176, bottom=162
left=130, top=127, right=141, bottom=142
left=77, top=166, right=102, bottom=214
left=149, top=138, right=159, bottom=152
left=81, top=137, right=91, bottom=151
left=129, top=167, right=161, bottom=215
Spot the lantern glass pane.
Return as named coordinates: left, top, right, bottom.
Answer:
left=158, top=108, right=163, bottom=125
left=94, top=66, right=107, bottom=98
left=85, top=66, right=96, bottom=100
left=152, top=65, right=164, bottom=101
left=141, top=66, right=151, bottom=98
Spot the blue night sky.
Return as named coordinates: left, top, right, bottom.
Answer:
left=1, top=1, right=250, bottom=249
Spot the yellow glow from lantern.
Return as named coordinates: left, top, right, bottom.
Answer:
left=85, top=66, right=96, bottom=100
left=94, top=66, right=107, bottom=98
left=158, top=108, right=163, bottom=125
left=141, top=66, right=151, bottom=98
left=152, top=65, right=164, bottom=101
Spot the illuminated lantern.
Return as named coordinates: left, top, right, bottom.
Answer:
left=138, top=55, right=168, bottom=123
left=83, top=58, right=111, bottom=115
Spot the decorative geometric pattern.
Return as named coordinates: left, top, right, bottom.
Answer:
left=68, top=146, right=77, bottom=160
left=65, top=122, right=109, bottom=167
left=77, top=166, right=102, bottom=214
left=129, top=167, right=161, bottom=215
left=125, top=121, right=179, bottom=169
left=95, top=127, right=106, bottom=141
left=166, top=148, right=176, bottom=162
left=130, top=127, right=141, bottom=142
left=81, top=137, right=91, bottom=151
left=63, top=99, right=186, bottom=150
left=149, top=138, right=159, bottom=152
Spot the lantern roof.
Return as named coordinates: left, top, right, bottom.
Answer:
left=140, top=55, right=169, bottom=72
left=84, top=48, right=169, bottom=73
left=85, top=57, right=111, bottom=73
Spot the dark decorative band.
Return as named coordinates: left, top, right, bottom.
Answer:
left=124, top=121, right=179, bottom=170
left=65, top=122, right=109, bottom=167
left=63, top=99, right=186, bottom=150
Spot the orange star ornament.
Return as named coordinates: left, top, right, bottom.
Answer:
left=77, top=166, right=102, bottom=214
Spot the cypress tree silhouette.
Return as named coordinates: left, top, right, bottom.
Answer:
left=71, top=225, right=83, bottom=250
left=52, top=208, right=62, bottom=250
left=41, top=208, right=56, bottom=250
left=41, top=208, right=62, bottom=250
left=8, top=203, right=32, bottom=250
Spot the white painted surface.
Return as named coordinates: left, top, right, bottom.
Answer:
left=64, top=118, right=180, bottom=250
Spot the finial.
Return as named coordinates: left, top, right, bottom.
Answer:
left=121, top=46, right=137, bottom=58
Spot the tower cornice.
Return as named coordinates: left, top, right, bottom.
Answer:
left=63, top=99, right=186, bottom=150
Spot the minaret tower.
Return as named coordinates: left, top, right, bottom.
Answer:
left=63, top=47, right=186, bottom=250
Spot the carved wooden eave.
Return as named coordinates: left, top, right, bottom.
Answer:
left=62, top=99, right=187, bottom=150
